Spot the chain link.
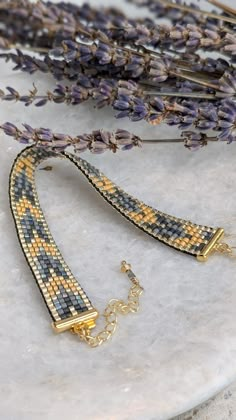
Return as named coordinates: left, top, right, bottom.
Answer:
left=214, top=242, right=236, bottom=258
left=72, top=262, right=144, bottom=347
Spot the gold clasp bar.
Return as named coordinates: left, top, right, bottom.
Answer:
left=197, top=228, right=224, bottom=262
left=52, top=309, right=99, bottom=333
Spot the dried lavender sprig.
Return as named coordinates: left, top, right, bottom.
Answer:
left=2, top=36, right=232, bottom=83
left=0, top=1, right=111, bottom=51
left=0, top=1, right=210, bottom=56
left=125, top=1, right=236, bottom=61
left=2, top=52, right=236, bottom=137
left=1, top=0, right=235, bottom=60
left=0, top=84, right=220, bottom=107
left=1, top=122, right=142, bottom=153
left=0, top=120, right=227, bottom=154
left=0, top=0, right=78, bottom=36
left=1, top=43, right=234, bottom=96
left=53, top=1, right=157, bottom=31
left=0, top=45, right=178, bottom=85
left=1, top=0, right=226, bottom=46
left=0, top=48, right=180, bottom=90
left=112, top=93, right=236, bottom=144
left=47, top=38, right=175, bottom=82
left=58, top=6, right=236, bottom=59
left=158, top=0, right=236, bottom=25
left=0, top=75, right=97, bottom=106
left=48, top=37, right=236, bottom=89
left=50, top=39, right=236, bottom=92
left=0, top=49, right=49, bottom=74
left=107, top=23, right=236, bottom=58
left=50, top=1, right=127, bottom=21
left=71, top=20, right=236, bottom=59
left=0, top=75, right=231, bottom=113
left=0, top=0, right=128, bottom=39
left=1, top=119, right=223, bottom=154
left=0, top=1, right=93, bottom=51
left=1, top=20, right=234, bottom=76
left=2, top=21, right=235, bottom=92
left=2, top=36, right=236, bottom=95
left=45, top=1, right=156, bottom=34
left=0, top=77, right=145, bottom=107
left=0, top=1, right=218, bottom=66
left=128, top=0, right=236, bottom=26
left=4, top=75, right=235, bottom=143
left=49, top=38, right=230, bottom=88
left=126, top=0, right=211, bottom=25
left=0, top=0, right=156, bottom=51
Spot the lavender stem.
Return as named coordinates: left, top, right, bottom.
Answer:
left=143, top=91, right=230, bottom=99
left=158, top=0, right=236, bottom=25
left=169, top=70, right=220, bottom=91
left=207, top=0, right=236, bottom=17
left=144, top=137, right=218, bottom=143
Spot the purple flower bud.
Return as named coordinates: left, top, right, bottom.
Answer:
left=113, top=99, right=130, bottom=111
left=22, top=124, right=34, bottom=134
left=182, top=131, right=207, bottom=151
left=196, top=120, right=216, bottom=130
left=35, top=99, right=48, bottom=107
left=37, top=128, right=53, bottom=142
left=116, top=110, right=130, bottom=119
left=122, top=144, right=134, bottom=151
left=1, top=122, right=17, bottom=136
left=63, top=40, right=78, bottom=50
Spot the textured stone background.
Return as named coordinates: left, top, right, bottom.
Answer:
left=1, top=1, right=236, bottom=420
left=174, top=383, right=236, bottom=420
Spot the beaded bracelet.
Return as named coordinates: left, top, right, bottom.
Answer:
left=9, top=146, right=233, bottom=346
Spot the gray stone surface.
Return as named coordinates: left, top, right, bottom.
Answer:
left=174, top=383, right=236, bottom=420
left=1, top=1, right=236, bottom=419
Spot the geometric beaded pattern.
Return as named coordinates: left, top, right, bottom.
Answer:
left=10, top=146, right=218, bottom=323
left=66, top=153, right=218, bottom=257
left=9, top=146, right=94, bottom=322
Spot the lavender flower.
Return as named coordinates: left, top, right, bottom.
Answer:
left=0, top=0, right=236, bottom=154
left=0, top=77, right=143, bottom=107
left=182, top=131, right=208, bottom=150
left=0, top=0, right=78, bottom=38
left=0, top=0, right=235, bottom=61
left=0, top=49, right=49, bottom=74
left=0, top=0, right=154, bottom=54
left=152, top=98, right=236, bottom=143
left=112, top=94, right=236, bottom=144
left=0, top=44, right=173, bottom=83
left=2, top=38, right=234, bottom=97
left=0, top=122, right=142, bottom=153
left=48, top=38, right=174, bottom=82
left=80, top=21, right=236, bottom=58
left=2, top=76, right=236, bottom=143
left=1, top=0, right=234, bottom=64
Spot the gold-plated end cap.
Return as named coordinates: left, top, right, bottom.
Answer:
left=52, top=309, right=99, bottom=333
left=197, top=228, right=224, bottom=262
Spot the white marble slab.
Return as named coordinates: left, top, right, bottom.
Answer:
left=1, top=1, right=236, bottom=419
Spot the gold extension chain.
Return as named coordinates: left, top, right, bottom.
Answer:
left=72, top=262, right=144, bottom=347
left=214, top=242, right=236, bottom=258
